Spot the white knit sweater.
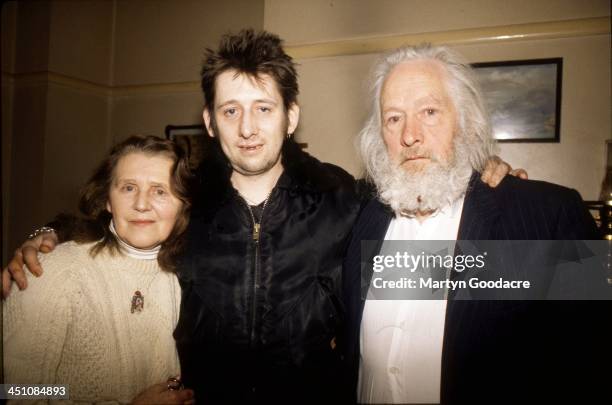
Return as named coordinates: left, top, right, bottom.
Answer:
left=3, top=241, right=181, bottom=404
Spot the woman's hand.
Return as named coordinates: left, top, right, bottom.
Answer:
left=132, top=381, right=194, bottom=404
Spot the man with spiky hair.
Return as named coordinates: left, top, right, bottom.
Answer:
left=174, top=29, right=361, bottom=403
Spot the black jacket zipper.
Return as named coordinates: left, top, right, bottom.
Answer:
left=243, top=195, right=271, bottom=346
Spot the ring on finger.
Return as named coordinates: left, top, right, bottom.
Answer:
left=167, top=377, right=183, bottom=391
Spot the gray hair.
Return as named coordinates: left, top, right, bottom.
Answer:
left=359, top=43, right=495, bottom=182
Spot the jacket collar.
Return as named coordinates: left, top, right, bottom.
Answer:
left=275, top=138, right=344, bottom=193
left=456, top=171, right=502, bottom=240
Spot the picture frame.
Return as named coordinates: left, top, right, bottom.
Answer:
left=165, top=124, right=209, bottom=169
left=472, top=58, right=563, bottom=143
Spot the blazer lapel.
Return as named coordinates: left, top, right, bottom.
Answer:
left=343, top=197, right=393, bottom=400
left=442, top=172, right=501, bottom=402
left=356, top=199, right=393, bottom=308
left=457, top=172, right=501, bottom=240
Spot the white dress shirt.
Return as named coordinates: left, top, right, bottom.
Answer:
left=359, top=196, right=465, bottom=404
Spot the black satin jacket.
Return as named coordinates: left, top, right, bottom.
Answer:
left=174, top=140, right=361, bottom=404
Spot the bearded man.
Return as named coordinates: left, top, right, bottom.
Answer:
left=342, top=44, right=605, bottom=404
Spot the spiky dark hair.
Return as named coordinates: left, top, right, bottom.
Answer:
left=200, top=29, right=299, bottom=112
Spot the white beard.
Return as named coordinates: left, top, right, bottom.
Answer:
left=372, top=137, right=474, bottom=216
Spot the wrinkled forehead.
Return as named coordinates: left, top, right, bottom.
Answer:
left=381, top=59, right=453, bottom=107
left=112, top=151, right=175, bottom=181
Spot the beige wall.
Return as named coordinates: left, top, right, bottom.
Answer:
left=264, top=0, right=611, bottom=200
left=48, top=0, right=114, bottom=84
left=2, top=1, right=17, bottom=264
left=2, top=0, right=114, bottom=262
left=110, top=0, right=264, bottom=143
left=12, top=1, right=51, bottom=74
left=295, top=53, right=375, bottom=176
left=3, top=0, right=53, bottom=263
left=112, top=92, right=203, bottom=142
left=113, top=0, right=263, bottom=86
left=42, top=85, right=110, bottom=221
left=265, top=0, right=610, bottom=43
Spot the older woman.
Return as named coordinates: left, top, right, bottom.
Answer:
left=3, top=135, right=194, bottom=404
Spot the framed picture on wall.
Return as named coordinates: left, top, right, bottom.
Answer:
left=165, top=124, right=209, bottom=169
left=472, top=58, right=563, bottom=143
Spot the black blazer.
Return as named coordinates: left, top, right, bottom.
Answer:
left=342, top=173, right=609, bottom=404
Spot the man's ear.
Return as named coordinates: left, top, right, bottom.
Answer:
left=106, top=201, right=112, bottom=213
left=287, top=103, right=300, bottom=135
left=203, top=109, right=215, bottom=138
